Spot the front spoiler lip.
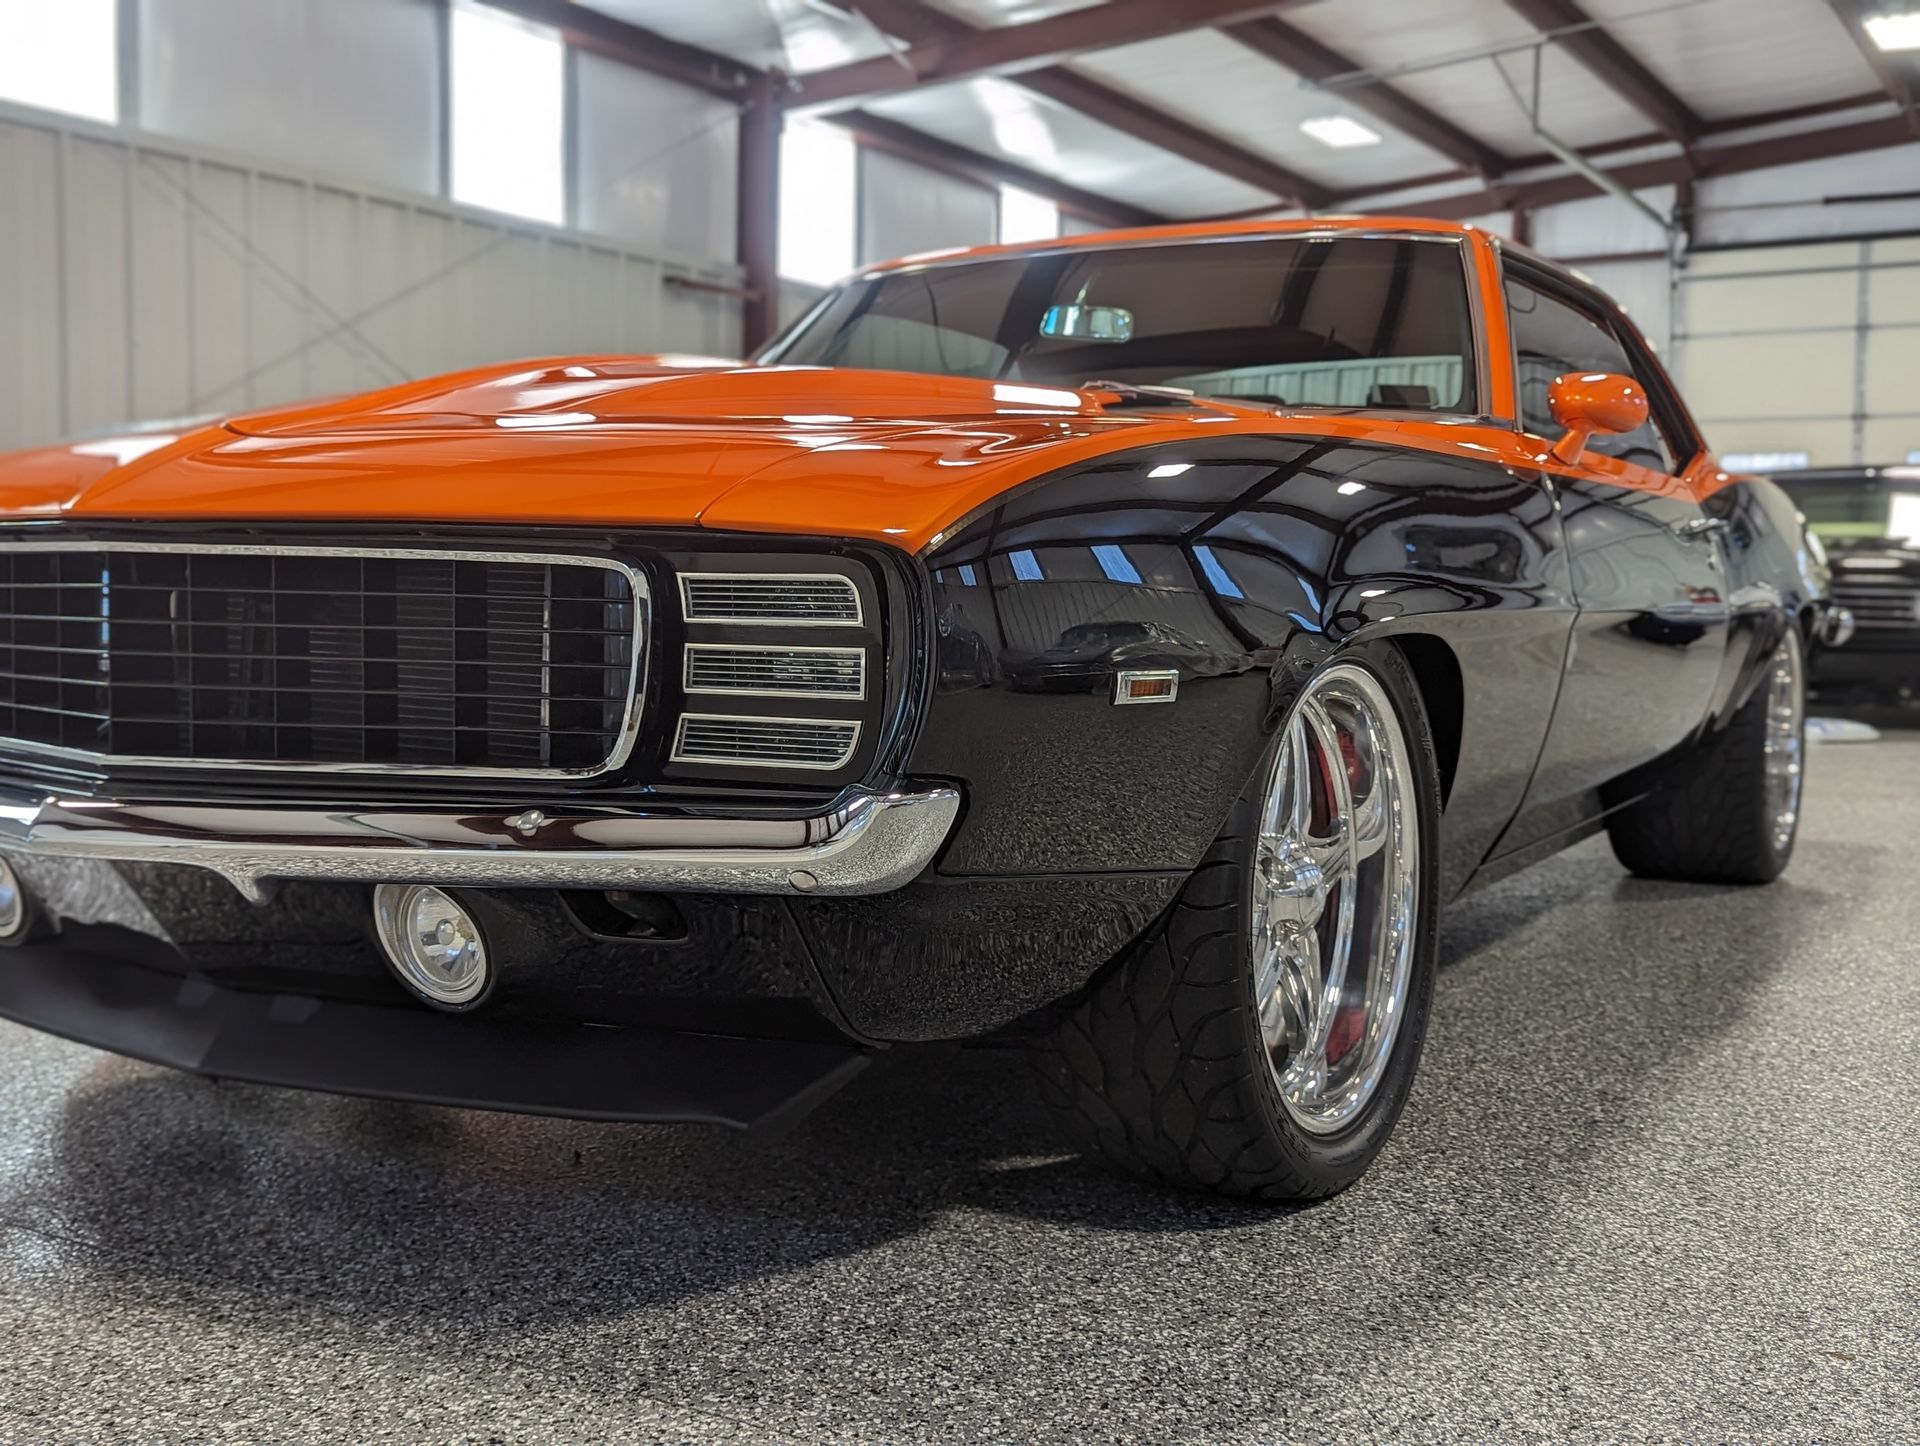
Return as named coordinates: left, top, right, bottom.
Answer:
left=0, top=932, right=870, bottom=1130
left=0, top=785, right=960, bottom=903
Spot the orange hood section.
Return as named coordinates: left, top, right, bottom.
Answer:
left=0, top=357, right=1537, bottom=553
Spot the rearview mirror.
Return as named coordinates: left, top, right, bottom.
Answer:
left=1040, top=304, right=1134, bottom=343
left=1547, top=372, right=1649, bottom=464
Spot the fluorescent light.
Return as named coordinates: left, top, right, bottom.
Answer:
left=1300, top=116, right=1382, bottom=149
left=1149, top=462, right=1193, bottom=479
left=1864, top=11, right=1920, bottom=50
left=1337, top=480, right=1368, bottom=495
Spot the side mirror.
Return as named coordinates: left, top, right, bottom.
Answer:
left=1546, top=372, right=1648, bottom=464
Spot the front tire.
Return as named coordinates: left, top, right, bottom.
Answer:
left=1606, top=627, right=1806, bottom=885
left=1031, top=642, right=1441, bottom=1200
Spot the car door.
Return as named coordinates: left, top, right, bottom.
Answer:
left=1490, top=262, right=1731, bottom=858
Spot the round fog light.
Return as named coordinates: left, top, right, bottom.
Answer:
left=0, top=857, right=26, bottom=940
left=372, top=884, right=491, bottom=1009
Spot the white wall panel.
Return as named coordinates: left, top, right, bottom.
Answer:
left=575, top=52, right=737, bottom=262
left=0, top=120, right=64, bottom=449
left=1672, top=235, right=1919, bottom=467
left=1682, top=332, right=1855, bottom=415
left=0, top=105, right=743, bottom=452
left=857, top=148, right=997, bottom=266
left=1531, top=187, right=1676, bottom=259
left=139, top=0, right=443, bottom=197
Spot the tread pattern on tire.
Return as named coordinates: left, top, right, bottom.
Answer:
left=1030, top=823, right=1333, bottom=1200
left=1606, top=633, right=1801, bottom=886
left=1029, top=644, right=1438, bottom=1202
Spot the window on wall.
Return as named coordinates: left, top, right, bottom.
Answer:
left=999, top=186, right=1058, bottom=245
left=0, top=0, right=118, bottom=123
left=449, top=1, right=566, bottom=226
left=779, top=117, right=857, bottom=287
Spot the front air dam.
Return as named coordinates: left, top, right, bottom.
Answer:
left=0, top=923, right=869, bottom=1131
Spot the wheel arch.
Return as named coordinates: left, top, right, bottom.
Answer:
left=1390, top=633, right=1464, bottom=810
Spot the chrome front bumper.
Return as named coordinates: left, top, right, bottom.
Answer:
left=0, top=785, right=960, bottom=903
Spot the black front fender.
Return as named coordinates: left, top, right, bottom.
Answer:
left=910, top=434, right=1576, bottom=902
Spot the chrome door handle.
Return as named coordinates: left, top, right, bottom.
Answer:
left=1674, top=516, right=1729, bottom=540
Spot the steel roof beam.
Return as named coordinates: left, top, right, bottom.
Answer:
left=1369, top=112, right=1914, bottom=219
left=788, top=0, right=1318, bottom=112
left=489, top=0, right=1160, bottom=229
left=480, top=0, right=758, bottom=98
left=1311, top=91, right=1897, bottom=206
left=1503, top=0, right=1705, bottom=144
left=832, top=110, right=1165, bottom=228
left=1223, top=18, right=1513, bottom=177
left=834, top=0, right=1330, bottom=210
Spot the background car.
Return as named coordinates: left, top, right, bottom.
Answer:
left=1775, top=466, right=1920, bottom=706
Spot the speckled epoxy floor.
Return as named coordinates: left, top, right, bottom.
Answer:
left=0, top=737, right=1914, bottom=1442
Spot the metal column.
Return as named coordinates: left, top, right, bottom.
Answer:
left=737, top=71, right=784, bottom=354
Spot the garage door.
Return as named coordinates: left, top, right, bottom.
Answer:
left=1672, top=237, right=1920, bottom=468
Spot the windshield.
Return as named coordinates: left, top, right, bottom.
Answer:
left=1777, top=472, right=1920, bottom=546
left=763, top=236, right=1479, bottom=414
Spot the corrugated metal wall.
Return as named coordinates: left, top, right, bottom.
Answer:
left=0, top=102, right=745, bottom=453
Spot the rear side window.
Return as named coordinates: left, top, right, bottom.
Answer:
left=1506, top=278, right=1677, bottom=472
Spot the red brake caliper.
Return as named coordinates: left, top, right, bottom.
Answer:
left=1326, top=1003, right=1366, bottom=1066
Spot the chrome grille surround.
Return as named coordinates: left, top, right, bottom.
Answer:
left=670, top=713, right=862, bottom=771
left=678, top=572, right=863, bottom=626
left=0, top=541, right=647, bottom=780
left=683, top=643, right=866, bottom=700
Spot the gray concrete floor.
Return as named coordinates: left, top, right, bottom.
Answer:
left=0, top=738, right=1915, bottom=1443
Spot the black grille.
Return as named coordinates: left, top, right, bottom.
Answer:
left=0, top=547, right=639, bottom=773
left=1833, top=577, right=1920, bottom=628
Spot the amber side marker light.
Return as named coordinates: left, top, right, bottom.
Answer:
left=1115, top=670, right=1180, bottom=705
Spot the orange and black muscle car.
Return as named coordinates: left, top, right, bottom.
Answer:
left=0, top=219, right=1837, bottom=1199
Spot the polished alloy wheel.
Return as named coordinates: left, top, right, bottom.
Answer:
left=1762, top=629, right=1806, bottom=854
left=1251, top=664, right=1419, bottom=1136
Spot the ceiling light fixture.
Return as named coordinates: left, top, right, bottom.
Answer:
left=1300, top=116, right=1382, bottom=149
left=1864, top=10, right=1920, bottom=49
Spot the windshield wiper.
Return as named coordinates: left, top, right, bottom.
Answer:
left=1078, top=380, right=1321, bottom=412
left=1078, top=380, right=1207, bottom=408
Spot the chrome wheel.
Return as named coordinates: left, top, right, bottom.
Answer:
left=1251, top=664, right=1420, bottom=1136
left=1762, top=629, right=1806, bottom=854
